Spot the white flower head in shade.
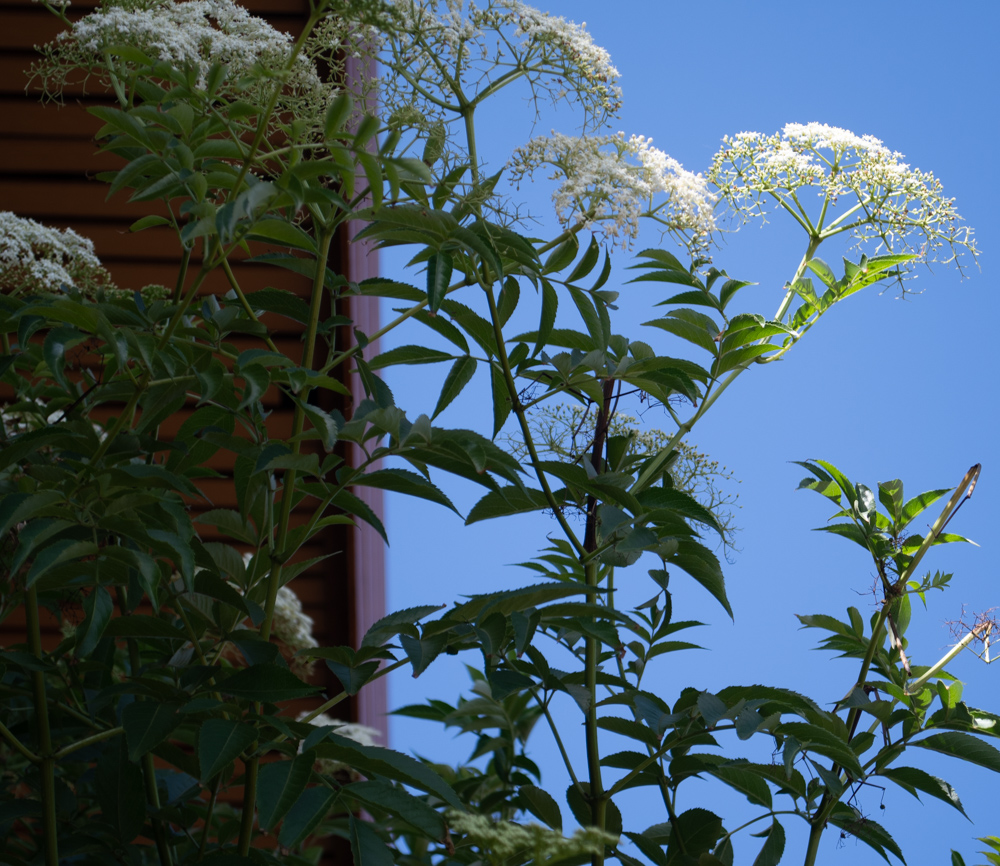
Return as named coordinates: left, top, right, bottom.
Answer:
left=709, top=122, right=977, bottom=270
left=509, top=132, right=716, bottom=250
left=240, top=551, right=318, bottom=656
left=297, top=711, right=381, bottom=776
left=272, top=584, right=319, bottom=655
left=0, top=212, right=116, bottom=296
left=446, top=810, right=618, bottom=862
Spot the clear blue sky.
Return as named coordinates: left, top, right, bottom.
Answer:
left=378, top=3, right=1000, bottom=863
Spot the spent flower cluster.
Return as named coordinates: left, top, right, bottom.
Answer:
left=510, top=132, right=716, bottom=249
left=0, top=212, right=116, bottom=297
left=710, top=122, right=977, bottom=267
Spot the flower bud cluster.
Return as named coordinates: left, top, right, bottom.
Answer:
left=510, top=132, right=716, bottom=249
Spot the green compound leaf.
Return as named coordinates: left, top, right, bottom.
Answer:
left=198, top=719, right=258, bottom=781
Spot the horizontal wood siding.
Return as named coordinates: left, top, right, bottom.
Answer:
left=0, top=0, right=386, bottom=738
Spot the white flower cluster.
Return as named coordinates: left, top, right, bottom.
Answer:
left=447, top=810, right=617, bottom=861
left=389, top=0, right=483, bottom=55
left=298, top=711, right=381, bottom=776
left=509, top=132, right=716, bottom=249
left=710, top=122, right=976, bottom=265
left=272, top=583, right=319, bottom=655
left=495, top=0, right=621, bottom=114
left=45, top=0, right=320, bottom=92
left=241, top=552, right=319, bottom=658
left=0, top=212, right=115, bottom=296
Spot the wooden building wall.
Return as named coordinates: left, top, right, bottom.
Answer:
left=0, top=0, right=387, bottom=733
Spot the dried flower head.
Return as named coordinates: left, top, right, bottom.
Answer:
left=0, top=212, right=116, bottom=296
left=510, top=132, right=716, bottom=249
left=710, top=122, right=977, bottom=271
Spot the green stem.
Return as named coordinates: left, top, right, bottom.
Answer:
left=533, top=690, right=584, bottom=794
left=0, top=719, right=40, bottom=763
left=26, top=585, right=57, bottom=866
left=220, top=257, right=280, bottom=354
left=803, top=818, right=825, bottom=866
left=173, top=246, right=192, bottom=304
left=269, top=659, right=410, bottom=747
left=229, top=9, right=322, bottom=200
left=116, top=587, right=172, bottom=866
left=238, top=755, right=259, bottom=856
left=198, top=775, right=222, bottom=859
left=261, top=225, right=336, bottom=640
left=582, top=380, right=614, bottom=866
left=462, top=104, right=479, bottom=187
left=52, top=726, right=123, bottom=760
left=632, top=236, right=821, bottom=496
left=157, top=259, right=215, bottom=350
left=483, top=282, right=583, bottom=555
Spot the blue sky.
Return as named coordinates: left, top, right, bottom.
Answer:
left=377, top=3, right=1000, bottom=863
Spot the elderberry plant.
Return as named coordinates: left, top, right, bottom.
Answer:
left=0, top=2, right=993, bottom=866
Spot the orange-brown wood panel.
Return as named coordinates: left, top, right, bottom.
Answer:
left=0, top=2, right=386, bottom=755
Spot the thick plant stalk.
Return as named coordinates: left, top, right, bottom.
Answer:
left=116, top=587, right=173, bottom=866
left=581, top=379, right=615, bottom=866
left=25, top=585, right=57, bottom=866
left=239, top=224, right=335, bottom=857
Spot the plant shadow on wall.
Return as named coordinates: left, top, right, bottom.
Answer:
left=0, top=1, right=995, bottom=865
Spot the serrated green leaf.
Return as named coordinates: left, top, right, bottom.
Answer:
left=220, top=663, right=318, bottom=702
left=278, top=786, right=337, bottom=848
left=122, top=702, right=181, bottom=761
left=466, top=486, right=551, bottom=524
left=432, top=355, right=476, bottom=418
left=95, top=738, right=145, bottom=843
left=347, top=780, right=446, bottom=839
left=257, top=751, right=315, bottom=831
left=751, top=820, right=785, bottom=866
left=518, top=784, right=562, bottom=831
left=350, top=813, right=395, bottom=866
left=199, top=719, right=258, bottom=780
left=913, top=732, right=1000, bottom=774
left=880, top=766, right=967, bottom=817
left=666, top=808, right=724, bottom=864
left=426, top=251, right=453, bottom=313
